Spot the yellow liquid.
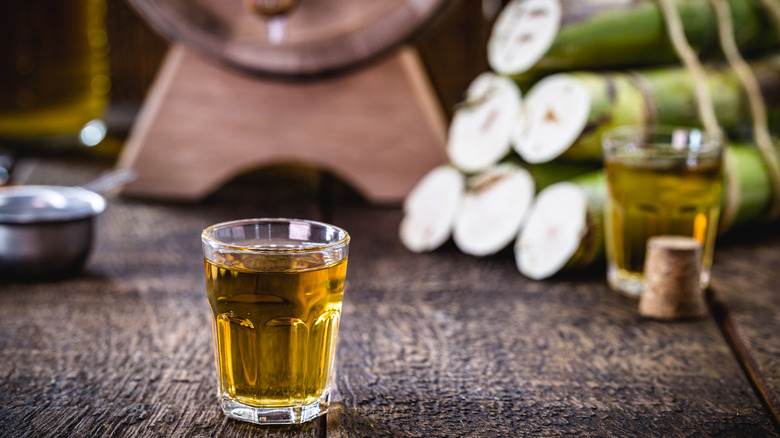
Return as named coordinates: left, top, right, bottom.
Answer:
left=605, top=156, right=722, bottom=292
left=0, top=0, right=109, bottom=141
left=205, top=256, right=346, bottom=408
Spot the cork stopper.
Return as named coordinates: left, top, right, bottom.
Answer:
left=639, top=235, right=707, bottom=320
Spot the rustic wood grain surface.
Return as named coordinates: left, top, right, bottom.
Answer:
left=0, top=157, right=778, bottom=437
left=710, top=229, right=780, bottom=427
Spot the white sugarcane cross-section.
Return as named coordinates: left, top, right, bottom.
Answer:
left=399, top=165, right=465, bottom=253
left=453, top=164, right=535, bottom=257
left=447, top=72, right=522, bottom=173
left=488, top=0, right=561, bottom=76
left=516, top=182, right=588, bottom=280
left=513, top=74, right=590, bottom=163
left=488, top=0, right=778, bottom=78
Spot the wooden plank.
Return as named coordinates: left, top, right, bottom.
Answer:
left=327, top=206, right=777, bottom=436
left=709, top=229, right=780, bottom=427
left=0, top=161, right=325, bottom=437
left=0, top=159, right=776, bottom=436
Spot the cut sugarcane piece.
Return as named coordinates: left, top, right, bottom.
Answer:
left=635, top=59, right=780, bottom=130
left=525, top=160, right=601, bottom=191
left=447, top=72, right=522, bottom=173
left=487, top=0, right=561, bottom=78
left=399, top=165, right=465, bottom=253
left=453, top=163, right=535, bottom=256
left=721, top=145, right=773, bottom=231
left=513, top=72, right=645, bottom=163
left=488, top=0, right=776, bottom=78
left=515, top=172, right=605, bottom=280
left=512, top=74, right=590, bottom=163
left=515, top=61, right=780, bottom=164
left=637, top=64, right=744, bottom=128
left=515, top=145, right=773, bottom=279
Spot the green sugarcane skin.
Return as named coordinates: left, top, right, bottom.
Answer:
left=543, top=60, right=780, bottom=163
left=539, top=1, right=678, bottom=71
left=564, top=171, right=607, bottom=270
left=552, top=145, right=772, bottom=273
left=638, top=57, right=780, bottom=131
left=636, top=66, right=745, bottom=129
left=723, top=145, right=773, bottom=228
left=560, top=73, right=647, bottom=162
left=525, top=161, right=601, bottom=191
left=522, top=0, right=775, bottom=78
left=502, top=155, right=600, bottom=190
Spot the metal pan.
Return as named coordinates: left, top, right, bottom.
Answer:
left=0, top=185, right=105, bottom=278
left=0, top=169, right=134, bottom=279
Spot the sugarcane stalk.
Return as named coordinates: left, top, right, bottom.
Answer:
left=399, top=165, right=466, bottom=253
left=453, top=163, right=535, bottom=256
left=710, top=0, right=780, bottom=221
left=399, top=159, right=597, bottom=258
left=515, top=171, right=605, bottom=279
left=489, top=0, right=777, bottom=80
left=721, top=145, right=773, bottom=229
left=524, top=160, right=602, bottom=191
left=633, top=65, right=743, bottom=128
left=515, top=60, right=780, bottom=163
left=447, top=72, right=523, bottom=173
left=515, top=145, right=772, bottom=279
left=513, top=72, right=646, bottom=163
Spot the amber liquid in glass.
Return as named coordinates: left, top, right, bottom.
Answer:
left=605, top=156, right=722, bottom=295
left=205, top=255, right=347, bottom=409
left=0, top=0, right=109, bottom=141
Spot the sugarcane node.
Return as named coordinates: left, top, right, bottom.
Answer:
left=639, top=235, right=708, bottom=321
left=579, top=114, right=610, bottom=137
left=625, top=71, right=658, bottom=128
left=606, top=76, right=617, bottom=101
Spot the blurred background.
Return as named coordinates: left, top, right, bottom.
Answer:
left=0, top=0, right=499, bottom=165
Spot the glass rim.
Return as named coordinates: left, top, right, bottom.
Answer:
left=201, top=217, right=350, bottom=254
left=602, top=125, right=724, bottom=155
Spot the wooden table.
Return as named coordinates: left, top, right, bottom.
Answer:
left=1, top=156, right=779, bottom=437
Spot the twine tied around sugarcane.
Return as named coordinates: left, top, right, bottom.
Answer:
left=657, top=0, right=780, bottom=227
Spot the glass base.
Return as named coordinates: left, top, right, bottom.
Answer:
left=607, top=266, right=644, bottom=298
left=219, top=391, right=330, bottom=425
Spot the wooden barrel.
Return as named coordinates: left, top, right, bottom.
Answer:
left=127, top=0, right=449, bottom=77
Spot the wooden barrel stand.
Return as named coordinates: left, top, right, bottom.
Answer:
left=117, top=44, right=447, bottom=204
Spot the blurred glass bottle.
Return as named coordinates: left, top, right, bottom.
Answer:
left=0, top=0, right=110, bottom=148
